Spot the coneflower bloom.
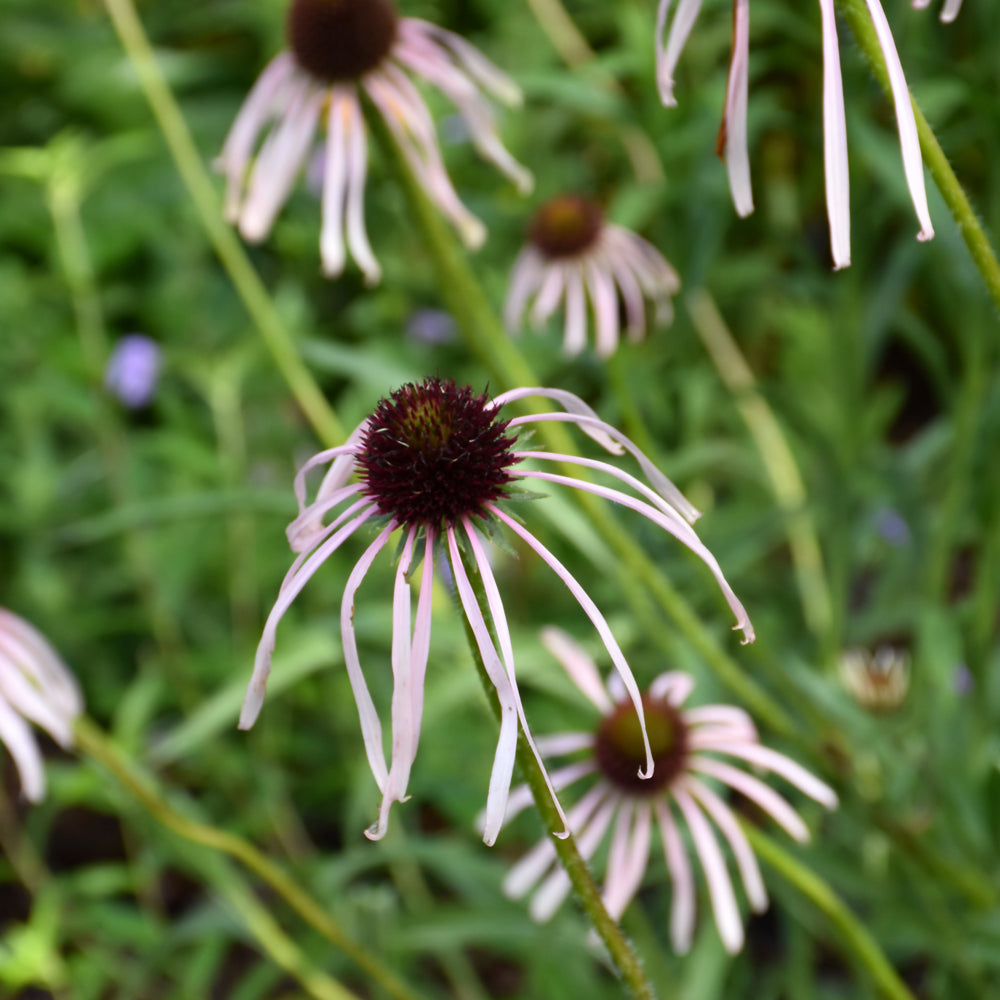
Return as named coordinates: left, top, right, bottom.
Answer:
left=839, top=645, right=910, bottom=713
left=912, top=0, right=963, bottom=22
left=218, top=0, right=532, bottom=284
left=504, top=195, right=681, bottom=358
left=502, top=628, right=836, bottom=953
left=655, top=0, right=934, bottom=269
left=0, top=609, right=83, bottom=802
left=241, top=378, right=753, bottom=844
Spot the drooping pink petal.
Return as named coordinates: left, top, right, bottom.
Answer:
left=719, top=0, right=754, bottom=218
left=656, top=798, right=697, bottom=953
left=504, top=248, right=545, bottom=333
left=584, top=259, right=621, bottom=358
left=0, top=698, right=46, bottom=802
left=319, top=91, right=351, bottom=278
left=540, top=626, right=613, bottom=714
left=819, top=0, right=851, bottom=268
left=656, top=0, right=706, bottom=106
left=602, top=801, right=654, bottom=920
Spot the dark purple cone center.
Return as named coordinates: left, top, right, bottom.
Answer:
left=357, top=378, right=518, bottom=530
left=527, top=194, right=604, bottom=259
left=287, top=0, right=399, bottom=83
left=595, top=695, right=689, bottom=796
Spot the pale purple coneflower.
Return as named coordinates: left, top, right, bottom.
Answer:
left=504, top=195, right=681, bottom=358
left=0, top=608, right=83, bottom=802
left=501, top=628, right=836, bottom=953
left=241, top=378, right=753, bottom=845
left=218, top=0, right=532, bottom=285
left=912, top=0, right=963, bottom=22
left=655, top=0, right=934, bottom=269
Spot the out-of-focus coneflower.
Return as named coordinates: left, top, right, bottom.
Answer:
left=505, top=195, right=680, bottom=358
left=0, top=608, right=83, bottom=802
left=501, top=628, right=836, bottom=953
left=218, top=0, right=532, bottom=284
left=912, top=0, right=963, bottom=23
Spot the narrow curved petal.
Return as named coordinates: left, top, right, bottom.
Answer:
left=684, top=775, right=768, bottom=911
left=656, top=798, right=697, bottom=953
left=819, top=0, right=851, bottom=269
left=488, top=504, right=655, bottom=779
left=0, top=698, right=46, bottom=802
left=342, top=93, right=381, bottom=285
left=656, top=0, right=706, bottom=106
left=562, top=268, right=589, bottom=355
left=863, top=0, right=934, bottom=241
left=504, top=248, right=545, bottom=333
left=447, top=528, right=520, bottom=845
left=673, top=786, right=745, bottom=953
left=241, top=505, right=376, bottom=728
left=319, top=92, right=350, bottom=278
left=501, top=760, right=596, bottom=825
left=720, top=0, right=754, bottom=217
left=603, top=801, right=653, bottom=920
left=584, top=259, right=621, bottom=358
left=648, top=671, right=696, bottom=707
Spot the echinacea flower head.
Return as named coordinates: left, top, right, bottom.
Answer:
left=655, top=0, right=934, bottom=269
left=505, top=195, right=681, bottom=358
left=0, top=608, right=83, bottom=802
left=839, top=646, right=910, bottom=713
left=242, top=378, right=753, bottom=845
left=912, top=0, right=963, bottom=22
left=502, top=628, right=837, bottom=953
left=218, top=0, right=532, bottom=285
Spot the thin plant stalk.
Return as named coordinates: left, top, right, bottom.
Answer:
left=75, top=717, right=428, bottom=1000
left=100, top=0, right=345, bottom=446
left=454, top=552, right=659, bottom=1000
left=835, top=0, right=1000, bottom=313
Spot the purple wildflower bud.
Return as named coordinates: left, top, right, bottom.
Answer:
left=104, top=335, right=162, bottom=409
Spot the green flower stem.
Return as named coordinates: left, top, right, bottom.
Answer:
left=686, top=290, right=834, bottom=647
left=368, top=109, right=797, bottom=739
left=101, top=0, right=345, bottom=447
left=836, top=0, right=1000, bottom=313
left=453, top=552, right=659, bottom=1000
left=744, top=824, right=917, bottom=1000
left=74, top=717, right=428, bottom=1000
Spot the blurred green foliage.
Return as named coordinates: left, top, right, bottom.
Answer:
left=1, top=0, right=999, bottom=998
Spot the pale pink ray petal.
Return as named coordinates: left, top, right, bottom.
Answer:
left=319, top=91, right=350, bottom=278
left=722, top=0, right=754, bottom=217
left=463, top=520, right=571, bottom=836
left=487, top=504, right=654, bottom=778
left=498, top=394, right=701, bottom=524
left=407, top=530, right=436, bottom=764
left=605, top=249, right=647, bottom=341
left=291, top=426, right=366, bottom=514
left=342, top=93, right=381, bottom=285
left=584, top=259, right=621, bottom=358
left=656, top=0, right=705, bottom=106
left=504, top=248, right=545, bottom=333
left=941, top=0, right=963, bottom=22
left=688, top=756, right=809, bottom=841
left=0, top=614, right=82, bottom=720
left=403, top=19, right=524, bottom=105
left=603, top=801, right=654, bottom=920
left=447, top=527, right=520, bottom=845
left=531, top=795, right=618, bottom=921
left=528, top=264, right=568, bottom=328
left=510, top=471, right=754, bottom=643
left=562, top=268, right=589, bottom=355
left=655, top=798, right=697, bottom=953
left=0, top=659, right=75, bottom=747
left=648, top=670, right=695, bottom=707
left=819, top=0, right=851, bottom=269
left=286, top=485, right=366, bottom=560
left=540, top=626, right=613, bottom=714
left=685, top=704, right=756, bottom=734
left=367, top=530, right=419, bottom=841
left=501, top=760, right=596, bottom=825
left=217, top=53, right=297, bottom=221
left=863, top=0, right=934, bottom=241
left=532, top=733, right=595, bottom=757
left=240, top=80, right=324, bottom=242
left=683, top=775, right=768, bottom=912
left=514, top=450, right=694, bottom=533
left=695, top=740, right=838, bottom=807
left=504, top=783, right=610, bottom=897
left=241, top=505, right=377, bottom=728
left=365, top=68, right=487, bottom=247
left=340, top=523, right=400, bottom=798
left=673, top=786, right=745, bottom=953
left=0, top=699, right=46, bottom=802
